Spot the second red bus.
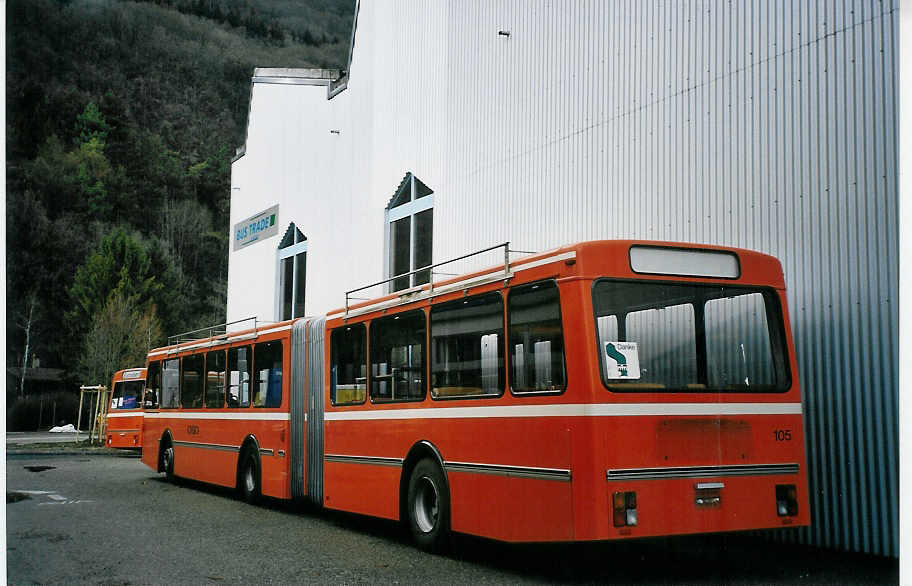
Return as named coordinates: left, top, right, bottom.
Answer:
left=106, top=367, right=146, bottom=449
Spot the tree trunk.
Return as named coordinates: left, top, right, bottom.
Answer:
left=19, top=297, right=36, bottom=398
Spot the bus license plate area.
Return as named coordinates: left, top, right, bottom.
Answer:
left=694, top=482, right=723, bottom=507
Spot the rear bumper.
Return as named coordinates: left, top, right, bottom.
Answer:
left=106, top=429, right=142, bottom=449
left=587, top=470, right=810, bottom=540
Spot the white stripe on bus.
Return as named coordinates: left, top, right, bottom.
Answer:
left=113, top=403, right=801, bottom=422
left=143, top=412, right=290, bottom=421
left=323, top=402, right=802, bottom=421
left=106, top=412, right=144, bottom=418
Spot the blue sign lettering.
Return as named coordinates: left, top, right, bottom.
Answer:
left=233, top=205, right=279, bottom=251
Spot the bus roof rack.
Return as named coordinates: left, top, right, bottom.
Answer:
left=344, top=242, right=537, bottom=316
left=167, top=316, right=274, bottom=346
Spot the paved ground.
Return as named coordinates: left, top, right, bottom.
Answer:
left=6, top=454, right=898, bottom=585
left=7, top=431, right=87, bottom=445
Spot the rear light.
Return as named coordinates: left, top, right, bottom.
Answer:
left=776, top=484, right=798, bottom=517
left=613, top=491, right=638, bottom=527
left=107, top=436, right=112, bottom=445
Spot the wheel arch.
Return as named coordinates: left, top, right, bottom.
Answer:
left=399, top=440, right=448, bottom=524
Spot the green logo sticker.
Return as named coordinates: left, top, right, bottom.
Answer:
left=604, top=342, right=640, bottom=380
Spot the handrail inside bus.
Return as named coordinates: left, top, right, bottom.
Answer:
left=344, top=242, right=537, bottom=315
left=167, top=316, right=275, bottom=346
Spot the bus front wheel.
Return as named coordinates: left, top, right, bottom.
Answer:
left=239, top=449, right=261, bottom=505
left=161, top=441, right=175, bottom=481
left=407, top=458, right=450, bottom=552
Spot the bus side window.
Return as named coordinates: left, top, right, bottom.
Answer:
left=509, top=280, right=567, bottom=393
left=370, top=310, right=426, bottom=402
left=330, top=323, right=367, bottom=405
left=161, top=359, right=180, bottom=409
left=145, top=362, right=161, bottom=408
left=253, top=340, right=283, bottom=408
left=228, top=346, right=251, bottom=408
left=111, top=382, right=123, bottom=410
left=205, top=350, right=226, bottom=408
left=430, top=292, right=505, bottom=399
left=181, top=354, right=204, bottom=408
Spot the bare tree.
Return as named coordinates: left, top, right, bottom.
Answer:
left=77, top=291, right=163, bottom=386
left=17, top=293, right=39, bottom=398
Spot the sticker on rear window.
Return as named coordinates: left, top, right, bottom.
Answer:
left=604, top=342, right=641, bottom=380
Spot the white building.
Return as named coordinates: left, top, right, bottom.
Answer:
left=228, top=1, right=898, bottom=556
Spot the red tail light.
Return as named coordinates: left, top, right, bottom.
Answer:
left=776, top=484, right=798, bottom=517
left=613, top=491, right=638, bottom=527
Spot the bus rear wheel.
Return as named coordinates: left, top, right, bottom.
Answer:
left=239, top=449, right=261, bottom=505
left=407, top=458, right=450, bottom=552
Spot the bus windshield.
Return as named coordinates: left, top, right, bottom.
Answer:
left=111, top=380, right=144, bottom=409
left=592, top=280, right=790, bottom=392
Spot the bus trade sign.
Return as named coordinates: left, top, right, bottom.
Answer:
left=233, top=205, right=279, bottom=251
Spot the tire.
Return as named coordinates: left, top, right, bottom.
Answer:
left=239, top=449, right=261, bottom=504
left=161, top=439, right=175, bottom=482
left=406, top=458, right=450, bottom=553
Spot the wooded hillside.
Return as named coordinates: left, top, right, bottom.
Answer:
left=6, top=0, right=353, bottom=410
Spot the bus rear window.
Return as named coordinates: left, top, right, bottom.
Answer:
left=592, top=280, right=790, bottom=392
left=111, top=381, right=144, bottom=410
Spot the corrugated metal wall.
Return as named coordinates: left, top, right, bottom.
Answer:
left=233, top=0, right=898, bottom=556
left=419, top=0, right=898, bottom=556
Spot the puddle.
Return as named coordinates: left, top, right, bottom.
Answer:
left=24, top=465, right=56, bottom=473
left=15, top=529, right=70, bottom=542
left=7, top=492, right=32, bottom=503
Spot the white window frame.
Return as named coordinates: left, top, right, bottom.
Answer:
left=276, top=226, right=307, bottom=321
left=385, top=174, right=434, bottom=292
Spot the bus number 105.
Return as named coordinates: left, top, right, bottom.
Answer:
left=773, top=429, right=792, bottom=442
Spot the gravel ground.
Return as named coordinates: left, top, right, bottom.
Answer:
left=6, top=454, right=898, bottom=585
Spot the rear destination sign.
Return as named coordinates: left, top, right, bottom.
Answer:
left=233, top=204, right=278, bottom=251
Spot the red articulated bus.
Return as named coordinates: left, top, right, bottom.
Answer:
left=141, top=240, right=809, bottom=550
left=106, top=368, right=147, bottom=449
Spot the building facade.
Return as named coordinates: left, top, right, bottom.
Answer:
left=229, top=1, right=898, bottom=556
